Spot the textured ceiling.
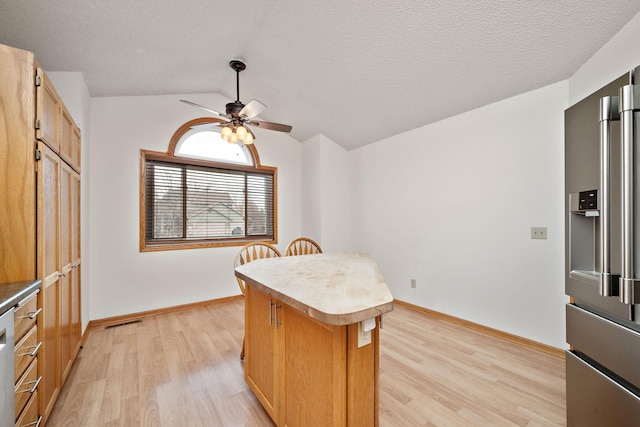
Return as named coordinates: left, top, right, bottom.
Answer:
left=1, top=1, right=639, bottom=150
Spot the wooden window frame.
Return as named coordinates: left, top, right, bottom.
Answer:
left=140, top=118, right=278, bottom=252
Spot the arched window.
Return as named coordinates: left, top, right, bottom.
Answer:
left=140, top=118, right=277, bottom=251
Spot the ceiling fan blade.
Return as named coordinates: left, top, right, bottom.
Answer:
left=239, top=99, right=267, bottom=119
left=190, top=122, right=224, bottom=132
left=180, top=100, right=230, bottom=120
left=247, top=119, right=292, bottom=133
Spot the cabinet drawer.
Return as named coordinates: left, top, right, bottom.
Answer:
left=567, top=351, right=640, bottom=426
left=14, top=293, right=39, bottom=343
left=566, top=304, right=640, bottom=389
left=15, top=390, right=40, bottom=427
left=15, top=357, right=40, bottom=420
left=15, top=326, right=40, bottom=383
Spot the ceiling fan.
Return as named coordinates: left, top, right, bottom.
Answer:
left=180, top=60, right=292, bottom=144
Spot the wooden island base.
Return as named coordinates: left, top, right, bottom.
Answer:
left=235, top=253, right=393, bottom=427
left=245, top=284, right=379, bottom=426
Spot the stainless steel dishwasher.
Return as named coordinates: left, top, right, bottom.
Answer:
left=0, top=307, right=15, bottom=427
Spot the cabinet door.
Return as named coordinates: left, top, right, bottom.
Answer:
left=0, top=44, right=36, bottom=283
left=70, top=172, right=81, bottom=357
left=38, top=142, right=61, bottom=292
left=60, top=162, right=72, bottom=271
left=70, top=262, right=81, bottom=358
left=283, top=307, right=347, bottom=427
left=59, top=273, right=71, bottom=381
left=245, top=285, right=283, bottom=423
left=37, top=141, right=61, bottom=420
left=59, top=106, right=81, bottom=172
left=59, top=162, right=72, bottom=381
left=346, top=320, right=378, bottom=426
left=36, top=70, right=60, bottom=152
left=59, top=105, right=72, bottom=167
left=71, top=125, right=81, bottom=172
left=59, top=162, right=82, bottom=382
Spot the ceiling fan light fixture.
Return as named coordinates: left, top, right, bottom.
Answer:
left=220, top=123, right=253, bottom=144
left=236, top=125, right=247, bottom=139
left=221, top=126, right=232, bottom=139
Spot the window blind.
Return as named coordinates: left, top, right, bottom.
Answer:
left=145, top=159, right=274, bottom=242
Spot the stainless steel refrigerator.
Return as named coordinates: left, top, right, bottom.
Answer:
left=565, top=69, right=640, bottom=425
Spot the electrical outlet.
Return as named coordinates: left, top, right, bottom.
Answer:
left=411, top=279, right=416, bottom=288
left=358, top=322, right=372, bottom=347
left=358, top=318, right=375, bottom=348
left=531, top=226, right=547, bottom=240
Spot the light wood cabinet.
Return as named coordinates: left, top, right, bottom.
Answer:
left=15, top=326, right=39, bottom=384
left=15, top=356, right=39, bottom=420
left=16, top=390, right=40, bottom=427
left=36, top=69, right=60, bottom=153
left=59, top=161, right=81, bottom=380
left=38, top=116, right=82, bottom=423
left=0, top=43, right=82, bottom=426
left=245, top=285, right=283, bottom=422
left=70, top=172, right=82, bottom=358
left=283, top=305, right=350, bottom=426
left=245, top=284, right=379, bottom=426
left=0, top=44, right=37, bottom=284
left=14, top=291, right=42, bottom=425
left=38, top=141, right=63, bottom=420
left=59, top=103, right=81, bottom=172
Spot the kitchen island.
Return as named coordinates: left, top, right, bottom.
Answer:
left=235, top=252, right=393, bottom=427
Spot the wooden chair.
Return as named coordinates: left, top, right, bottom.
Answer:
left=284, top=237, right=323, bottom=256
left=234, top=242, right=281, bottom=359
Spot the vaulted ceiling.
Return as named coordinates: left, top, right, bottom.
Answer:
left=1, top=1, right=639, bottom=150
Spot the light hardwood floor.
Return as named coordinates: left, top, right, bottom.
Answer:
left=47, top=299, right=565, bottom=426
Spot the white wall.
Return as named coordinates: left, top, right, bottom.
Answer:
left=47, top=72, right=92, bottom=332
left=349, top=81, right=568, bottom=348
left=89, top=93, right=301, bottom=319
left=301, top=136, right=321, bottom=242
left=55, top=8, right=640, bottom=348
left=301, top=134, right=351, bottom=252
left=569, top=11, right=640, bottom=104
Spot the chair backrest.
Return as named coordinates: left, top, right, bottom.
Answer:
left=284, top=237, right=323, bottom=257
left=234, top=242, right=281, bottom=295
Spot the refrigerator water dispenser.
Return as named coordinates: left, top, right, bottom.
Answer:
left=569, top=190, right=600, bottom=283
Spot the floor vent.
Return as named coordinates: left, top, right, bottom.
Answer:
left=105, top=319, right=142, bottom=329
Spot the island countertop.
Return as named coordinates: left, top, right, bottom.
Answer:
left=234, top=252, right=394, bottom=325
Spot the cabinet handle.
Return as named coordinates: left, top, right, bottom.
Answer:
left=267, top=299, right=282, bottom=329
left=19, top=341, right=42, bottom=357
left=17, top=376, right=42, bottom=394
left=20, top=308, right=42, bottom=320
left=22, top=415, right=43, bottom=427
left=59, top=272, right=66, bottom=278
left=273, top=302, right=281, bottom=329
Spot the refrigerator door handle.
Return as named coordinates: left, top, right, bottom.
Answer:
left=619, top=83, right=640, bottom=305
left=599, top=96, right=620, bottom=297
